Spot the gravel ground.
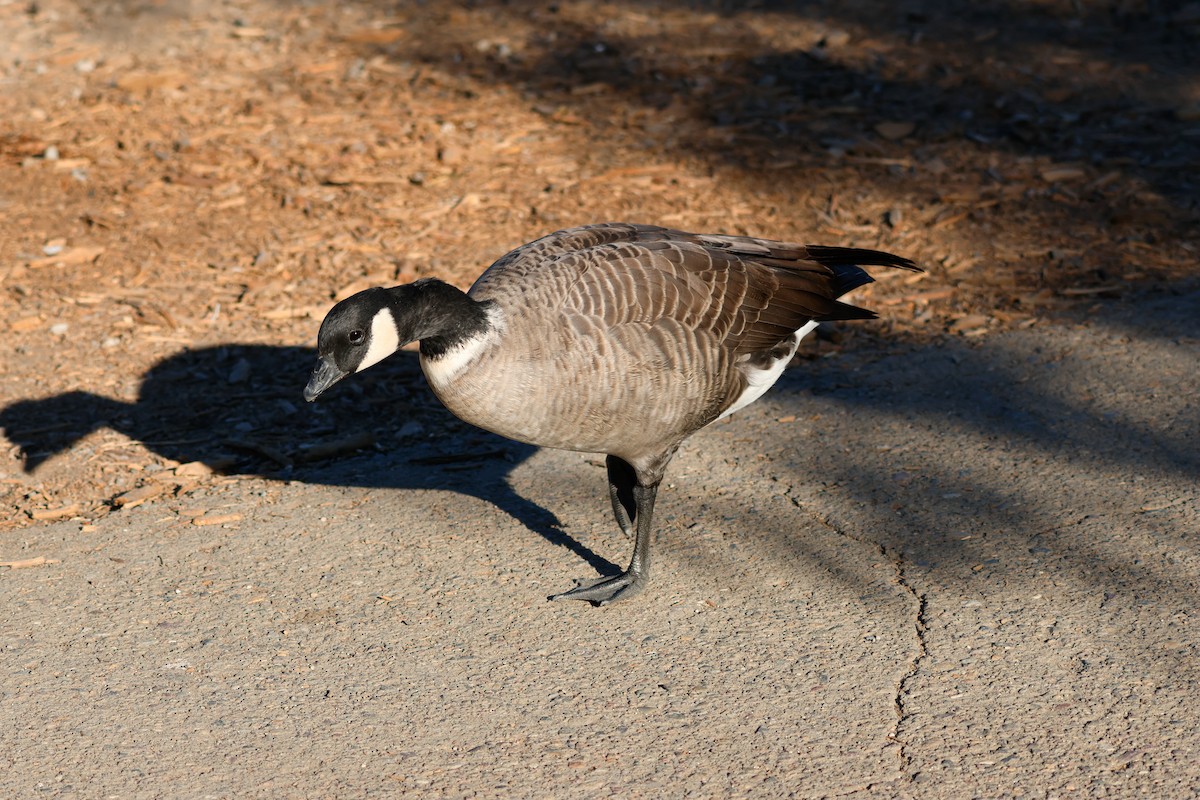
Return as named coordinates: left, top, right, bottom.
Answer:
left=2, top=284, right=1196, bottom=798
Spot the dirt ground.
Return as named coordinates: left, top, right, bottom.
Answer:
left=1, top=1, right=1198, bottom=797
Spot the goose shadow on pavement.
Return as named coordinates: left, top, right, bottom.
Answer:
left=0, top=344, right=621, bottom=578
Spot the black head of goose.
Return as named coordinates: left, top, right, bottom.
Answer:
left=305, top=223, right=919, bottom=605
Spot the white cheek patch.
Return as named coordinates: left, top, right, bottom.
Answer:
left=355, top=307, right=400, bottom=373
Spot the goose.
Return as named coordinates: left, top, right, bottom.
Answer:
left=304, top=223, right=918, bottom=605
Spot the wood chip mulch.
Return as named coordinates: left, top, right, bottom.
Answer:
left=1, top=0, right=1197, bottom=527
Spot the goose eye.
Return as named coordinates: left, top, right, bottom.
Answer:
left=348, top=329, right=365, bottom=345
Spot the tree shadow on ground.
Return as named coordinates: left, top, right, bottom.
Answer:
left=764, top=281, right=1199, bottom=605
left=339, top=0, right=1197, bottom=290
left=369, top=0, right=1199, bottom=198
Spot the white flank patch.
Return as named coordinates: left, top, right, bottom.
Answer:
left=355, top=307, right=401, bottom=373
left=717, top=320, right=819, bottom=421
left=420, top=305, right=503, bottom=391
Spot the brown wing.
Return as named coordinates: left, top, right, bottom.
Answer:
left=470, top=223, right=918, bottom=356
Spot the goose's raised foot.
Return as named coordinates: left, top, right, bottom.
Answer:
left=548, top=570, right=645, bottom=606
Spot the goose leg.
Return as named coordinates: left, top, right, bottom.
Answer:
left=549, top=456, right=658, bottom=605
left=605, top=454, right=638, bottom=537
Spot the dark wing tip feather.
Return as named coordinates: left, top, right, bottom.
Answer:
left=828, top=263, right=874, bottom=296
left=803, top=245, right=921, bottom=273
left=815, top=301, right=879, bottom=322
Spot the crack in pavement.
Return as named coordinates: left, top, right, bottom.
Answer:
left=791, top=493, right=930, bottom=786
left=892, top=563, right=929, bottom=780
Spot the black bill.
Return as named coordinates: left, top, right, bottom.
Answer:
left=304, top=356, right=346, bottom=402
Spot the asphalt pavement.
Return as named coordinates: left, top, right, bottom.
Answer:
left=2, top=286, right=1197, bottom=798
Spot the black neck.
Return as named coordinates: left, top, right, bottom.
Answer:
left=387, top=279, right=492, bottom=359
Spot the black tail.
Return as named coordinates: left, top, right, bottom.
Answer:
left=805, top=246, right=921, bottom=301
left=804, top=245, right=921, bottom=273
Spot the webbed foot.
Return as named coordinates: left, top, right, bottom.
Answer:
left=548, top=570, right=645, bottom=606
